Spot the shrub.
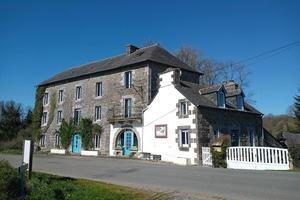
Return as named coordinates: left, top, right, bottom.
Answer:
left=211, top=135, right=230, bottom=168
left=289, top=144, right=300, bottom=168
left=0, top=160, right=19, bottom=200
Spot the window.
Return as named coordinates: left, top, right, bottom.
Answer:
left=43, top=92, right=49, bottom=105
left=58, top=90, right=64, bottom=103
left=55, top=134, right=60, bottom=147
left=248, top=128, right=255, bottom=146
left=231, top=130, right=240, bottom=146
left=217, top=91, right=225, bottom=108
left=180, top=101, right=188, bottom=116
left=74, top=109, right=81, bottom=125
left=95, top=82, right=103, bottom=97
left=213, top=129, right=220, bottom=139
left=95, top=106, right=102, bottom=121
left=180, top=129, right=189, bottom=147
left=124, top=98, right=132, bottom=118
left=124, top=71, right=132, bottom=88
left=40, top=135, right=45, bottom=147
left=42, top=112, right=47, bottom=125
left=237, top=95, right=244, bottom=110
left=75, top=86, right=82, bottom=100
left=57, top=110, right=63, bottom=124
left=94, top=134, right=101, bottom=149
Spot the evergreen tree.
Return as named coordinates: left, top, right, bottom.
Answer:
left=294, top=89, right=300, bottom=129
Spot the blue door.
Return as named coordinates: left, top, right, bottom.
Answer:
left=124, top=130, right=133, bottom=156
left=72, top=134, right=81, bottom=153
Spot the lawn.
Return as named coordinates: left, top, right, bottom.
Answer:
left=0, top=148, right=23, bottom=155
left=0, top=160, right=166, bottom=200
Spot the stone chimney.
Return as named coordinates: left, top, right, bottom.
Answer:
left=223, top=80, right=239, bottom=93
left=126, top=44, right=139, bottom=54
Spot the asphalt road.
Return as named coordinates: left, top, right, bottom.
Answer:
left=1, top=154, right=300, bottom=200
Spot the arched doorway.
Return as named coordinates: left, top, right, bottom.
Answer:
left=115, top=129, right=138, bottom=156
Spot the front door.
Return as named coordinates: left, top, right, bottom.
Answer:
left=124, top=130, right=133, bottom=156
left=72, top=134, right=81, bottom=153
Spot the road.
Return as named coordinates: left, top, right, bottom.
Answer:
left=1, top=154, right=300, bottom=200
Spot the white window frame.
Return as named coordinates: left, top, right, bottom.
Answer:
left=180, top=129, right=189, bottom=148
left=40, top=135, right=45, bottom=147
left=124, top=71, right=132, bottom=88
left=237, top=95, right=244, bottom=111
left=57, top=110, right=63, bottom=124
left=218, top=91, right=225, bottom=108
left=55, top=134, right=60, bottom=147
left=74, top=108, right=81, bottom=125
left=58, top=90, right=64, bottom=103
left=43, top=92, right=49, bottom=106
left=180, top=101, right=188, bottom=116
left=94, top=134, right=101, bottom=150
left=95, top=106, right=102, bottom=121
left=42, top=112, right=48, bottom=125
left=95, top=82, right=103, bottom=97
left=124, top=98, right=132, bottom=118
left=75, top=86, right=82, bottom=100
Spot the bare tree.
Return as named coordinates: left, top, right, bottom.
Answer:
left=174, top=45, right=254, bottom=102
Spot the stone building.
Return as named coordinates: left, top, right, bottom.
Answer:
left=39, top=44, right=201, bottom=155
left=39, top=44, right=265, bottom=165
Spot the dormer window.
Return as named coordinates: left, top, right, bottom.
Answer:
left=217, top=91, right=225, bottom=108
left=237, top=95, right=244, bottom=110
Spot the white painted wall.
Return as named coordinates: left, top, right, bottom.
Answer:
left=109, top=123, right=143, bottom=156
left=143, top=70, right=198, bottom=165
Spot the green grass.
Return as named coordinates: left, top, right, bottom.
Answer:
left=25, top=172, right=160, bottom=200
left=0, top=148, right=22, bottom=155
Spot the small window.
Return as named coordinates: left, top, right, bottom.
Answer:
left=58, top=90, right=64, bottom=103
left=40, top=135, right=45, bottom=147
left=95, top=106, right=102, bottom=121
left=55, top=134, right=60, bottom=147
left=57, top=110, right=63, bottom=124
left=180, top=129, right=189, bottom=147
left=94, top=134, right=101, bottom=149
left=213, top=129, right=220, bottom=139
left=217, top=91, right=225, bottom=108
left=124, top=71, right=132, bottom=88
left=124, top=98, right=132, bottom=118
left=231, top=130, right=240, bottom=146
left=75, top=86, right=82, bottom=100
left=74, top=109, right=81, bottom=125
left=180, top=101, right=188, bottom=116
left=43, top=92, right=49, bottom=105
left=42, top=112, right=47, bottom=125
left=237, top=95, right=244, bottom=110
left=95, top=82, right=103, bottom=97
left=248, top=128, right=255, bottom=146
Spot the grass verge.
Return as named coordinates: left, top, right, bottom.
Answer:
left=0, top=148, right=22, bottom=155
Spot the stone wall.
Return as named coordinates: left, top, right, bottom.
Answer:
left=41, top=64, right=150, bottom=154
left=197, top=106, right=262, bottom=163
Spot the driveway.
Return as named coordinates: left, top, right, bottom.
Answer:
left=1, top=154, right=300, bottom=200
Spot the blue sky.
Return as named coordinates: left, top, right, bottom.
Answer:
left=0, top=0, right=299, bottom=115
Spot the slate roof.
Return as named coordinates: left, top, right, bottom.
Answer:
left=40, top=44, right=201, bottom=86
left=175, top=81, right=261, bottom=114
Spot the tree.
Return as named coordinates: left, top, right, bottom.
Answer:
left=174, top=45, right=253, bottom=102
left=0, top=101, right=22, bottom=141
left=294, top=88, right=300, bottom=129
left=59, top=119, right=76, bottom=149
left=80, top=118, right=103, bottom=150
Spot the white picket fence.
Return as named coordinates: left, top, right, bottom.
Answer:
left=226, top=146, right=290, bottom=170
left=202, top=147, right=213, bottom=166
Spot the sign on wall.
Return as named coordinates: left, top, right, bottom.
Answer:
left=155, top=124, right=168, bottom=138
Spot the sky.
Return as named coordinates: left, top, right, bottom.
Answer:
left=0, top=0, right=299, bottom=115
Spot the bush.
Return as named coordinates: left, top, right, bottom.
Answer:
left=211, top=135, right=230, bottom=168
left=289, top=144, right=300, bottom=168
left=0, top=160, right=19, bottom=200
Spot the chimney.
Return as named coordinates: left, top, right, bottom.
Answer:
left=223, top=80, right=239, bottom=93
left=126, top=44, right=139, bottom=54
